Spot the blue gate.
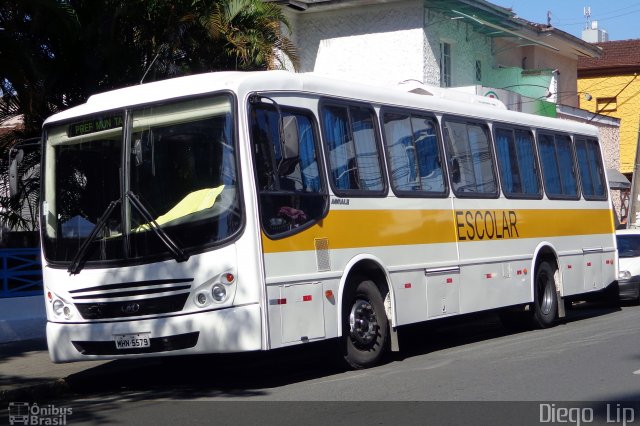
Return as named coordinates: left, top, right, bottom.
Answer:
left=0, top=248, right=43, bottom=298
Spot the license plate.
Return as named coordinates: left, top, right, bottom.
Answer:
left=114, top=333, right=151, bottom=350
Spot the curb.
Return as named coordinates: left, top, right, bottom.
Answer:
left=0, top=378, right=70, bottom=403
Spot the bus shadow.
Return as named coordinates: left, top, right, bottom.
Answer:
left=392, top=300, right=621, bottom=362
left=61, top=301, right=623, bottom=402
left=63, top=341, right=350, bottom=401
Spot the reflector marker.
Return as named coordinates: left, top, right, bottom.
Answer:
left=587, top=262, right=592, bottom=267
left=302, top=295, right=312, bottom=302
left=404, top=283, right=412, bottom=289
left=269, top=298, right=287, bottom=305
left=568, top=265, right=573, bottom=269
left=485, top=273, right=496, bottom=279
left=446, top=278, right=453, bottom=284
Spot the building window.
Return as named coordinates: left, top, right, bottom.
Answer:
left=475, top=60, right=482, bottom=82
left=440, top=42, right=452, bottom=87
left=596, top=97, right=617, bottom=112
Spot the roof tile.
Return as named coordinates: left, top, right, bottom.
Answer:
left=578, top=39, right=640, bottom=70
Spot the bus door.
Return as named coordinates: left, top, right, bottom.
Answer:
left=248, top=99, right=330, bottom=347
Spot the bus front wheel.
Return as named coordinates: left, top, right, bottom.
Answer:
left=532, top=261, right=558, bottom=328
left=342, top=278, right=389, bottom=369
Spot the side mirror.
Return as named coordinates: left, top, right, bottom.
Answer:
left=9, top=149, right=24, bottom=197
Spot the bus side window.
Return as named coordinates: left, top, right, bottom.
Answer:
left=575, top=138, right=607, bottom=200
left=382, top=110, right=446, bottom=195
left=495, top=127, right=541, bottom=198
left=249, top=104, right=327, bottom=238
left=321, top=103, right=385, bottom=195
left=538, top=132, right=579, bottom=199
left=443, top=118, right=497, bottom=197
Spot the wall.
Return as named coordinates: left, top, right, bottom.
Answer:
left=494, top=40, right=581, bottom=108
left=422, top=8, right=493, bottom=88
left=0, top=296, right=46, bottom=343
left=288, top=1, right=494, bottom=89
left=579, top=74, right=640, bottom=174
left=290, top=0, right=426, bottom=86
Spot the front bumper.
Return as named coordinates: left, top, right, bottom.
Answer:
left=46, top=303, right=262, bottom=363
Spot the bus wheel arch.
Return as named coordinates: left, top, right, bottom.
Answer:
left=338, top=256, right=393, bottom=368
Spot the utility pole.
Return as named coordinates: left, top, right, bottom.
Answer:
left=627, top=123, right=640, bottom=229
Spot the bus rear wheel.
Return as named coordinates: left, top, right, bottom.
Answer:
left=532, top=261, right=558, bottom=328
left=342, top=278, right=389, bottom=369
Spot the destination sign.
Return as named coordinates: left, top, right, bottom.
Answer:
left=68, top=115, right=123, bottom=137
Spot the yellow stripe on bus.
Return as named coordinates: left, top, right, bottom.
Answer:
left=261, top=208, right=614, bottom=253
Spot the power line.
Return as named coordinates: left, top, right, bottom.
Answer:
left=588, top=74, right=638, bottom=121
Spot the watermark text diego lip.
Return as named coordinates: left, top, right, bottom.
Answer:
left=540, top=403, right=635, bottom=426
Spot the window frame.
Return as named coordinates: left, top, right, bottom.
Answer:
left=575, top=136, right=608, bottom=201
left=536, top=131, right=581, bottom=201
left=493, top=124, right=543, bottom=200
left=319, top=98, right=388, bottom=198
left=42, top=91, right=246, bottom=269
left=440, top=42, right=452, bottom=88
left=380, top=106, right=449, bottom=198
left=248, top=100, right=330, bottom=239
left=441, top=115, right=499, bottom=199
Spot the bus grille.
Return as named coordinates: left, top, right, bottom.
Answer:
left=75, top=293, right=190, bottom=320
left=69, top=278, right=193, bottom=320
left=69, top=278, right=193, bottom=299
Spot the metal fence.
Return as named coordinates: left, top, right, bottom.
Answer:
left=0, top=248, right=43, bottom=298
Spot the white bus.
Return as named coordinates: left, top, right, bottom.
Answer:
left=41, top=71, right=617, bottom=367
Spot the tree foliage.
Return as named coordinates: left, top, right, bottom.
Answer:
left=0, top=0, right=298, bottom=231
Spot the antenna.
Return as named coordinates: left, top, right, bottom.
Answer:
left=584, top=6, right=592, bottom=30
left=547, top=10, right=552, bottom=26
left=140, top=44, right=167, bottom=85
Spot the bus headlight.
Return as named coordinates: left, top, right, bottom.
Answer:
left=211, top=284, right=227, bottom=302
left=195, top=292, right=209, bottom=306
left=51, top=298, right=74, bottom=319
left=52, top=299, right=64, bottom=316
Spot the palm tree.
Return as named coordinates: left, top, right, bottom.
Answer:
left=193, top=0, right=299, bottom=71
left=0, top=0, right=79, bottom=231
left=0, top=0, right=300, bottom=231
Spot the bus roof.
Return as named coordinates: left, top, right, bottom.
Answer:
left=43, top=71, right=599, bottom=137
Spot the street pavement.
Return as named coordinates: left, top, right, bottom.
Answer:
left=0, top=338, right=111, bottom=403
left=0, top=299, right=635, bottom=405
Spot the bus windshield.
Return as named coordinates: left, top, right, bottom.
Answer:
left=42, top=94, right=241, bottom=267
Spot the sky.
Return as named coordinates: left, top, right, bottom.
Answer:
left=491, top=1, right=640, bottom=41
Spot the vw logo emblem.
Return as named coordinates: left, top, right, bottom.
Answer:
left=121, top=303, right=141, bottom=314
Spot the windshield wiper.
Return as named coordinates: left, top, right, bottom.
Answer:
left=68, top=199, right=121, bottom=275
left=126, top=191, right=189, bottom=263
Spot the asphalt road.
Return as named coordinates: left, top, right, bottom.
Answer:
left=20, top=302, right=640, bottom=424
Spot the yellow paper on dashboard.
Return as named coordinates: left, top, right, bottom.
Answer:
left=136, top=185, right=225, bottom=231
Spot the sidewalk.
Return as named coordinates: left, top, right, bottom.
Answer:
left=0, top=338, right=109, bottom=402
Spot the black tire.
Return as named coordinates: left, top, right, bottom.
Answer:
left=603, top=281, right=621, bottom=307
left=342, top=277, right=389, bottom=369
left=532, top=261, right=558, bottom=328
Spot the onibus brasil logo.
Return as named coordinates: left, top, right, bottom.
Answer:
left=8, top=402, right=73, bottom=425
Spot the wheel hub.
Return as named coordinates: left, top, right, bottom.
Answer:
left=349, top=299, right=378, bottom=347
